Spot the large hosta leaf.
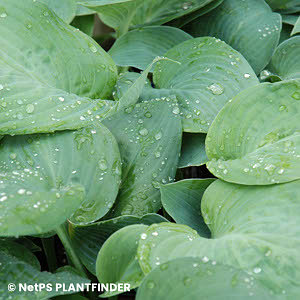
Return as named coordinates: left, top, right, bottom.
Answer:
left=0, top=241, right=89, bottom=299
left=96, top=224, right=148, bottom=297
left=109, top=26, right=192, bottom=70
left=160, top=179, right=215, bottom=236
left=69, top=214, right=167, bottom=274
left=183, top=0, right=281, bottom=74
left=79, top=0, right=215, bottom=36
left=138, top=179, right=300, bottom=297
left=39, top=0, right=77, bottom=23
left=140, top=37, right=258, bottom=133
left=206, top=80, right=300, bottom=185
left=178, top=133, right=208, bottom=168
left=0, top=123, right=121, bottom=236
left=0, top=0, right=117, bottom=135
left=103, top=99, right=182, bottom=216
left=136, top=257, right=278, bottom=300
left=269, top=36, right=300, bottom=80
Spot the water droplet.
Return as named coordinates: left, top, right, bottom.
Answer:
left=10, top=153, right=17, bottom=159
left=18, top=188, right=26, bottom=195
left=183, top=277, right=192, bottom=286
left=146, top=281, right=155, bottom=289
left=202, top=256, right=209, bottom=263
left=172, top=107, right=180, bottom=114
left=98, top=159, right=108, bottom=170
left=141, top=233, right=147, bottom=240
left=144, top=111, right=152, bottom=118
left=244, top=73, right=251, bottom=79
left=279, top=105, right=287, bottom=112
left=253, top=267, right=261, bottom=274
left=26, top=104, right=35, bottom=114
left=89, top=44, right=97, bottom=53
left=139, top=128, right=148, bottom=136
left=155, top=132, right=162, bottom=140
left=292, top=92, right=300, bottom=100
left=207, top=83, right=224, bottom=95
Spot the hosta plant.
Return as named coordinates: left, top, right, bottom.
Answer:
left=0, top=0, right=299, bottom=299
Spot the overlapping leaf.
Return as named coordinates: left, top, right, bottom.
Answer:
left=266, top=0, right=300, bottom=13
left=109, top=26, right=192, bottom=70
left=269, top=37, right=300, bottom=80
left=0, top=241, right=90, bottom=299
left=138, top=179, right=300, bottom=297
left=0, top=123, right=121, bottom=236
left=184, top=0, right=281, bottom=74
left=140, top=37, right=258, bottom=133
left=39, top=0, right=77, bottom=23
left=160, top=179, right=215, bottom=236
left=0, top=0, right=117, bottom=135
left=136, top=257, right=278, bottom=300
left=69, top=214, right=167, bottom=274
left=179, top=133, right=208, bottom=168
left=206, top=80, right=300, bottom=185
left=96, top=225, right=148, bottom=297
left=79, top=0, right=215, bottom=36
left=103, top=99, right=182, bottom=216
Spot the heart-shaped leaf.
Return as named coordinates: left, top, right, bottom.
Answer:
left=79, top=0, right=216, bottom=36
left=69, top=213, right=168, bottom=274
left=160, top=179, right=215, bottom=236
left=96, top=224, right=148, bottom=297
left=0, top=123, right=121, bottom=236
left=183, top=0, right=281, bottom=74
left=206, top=80, right=300, bottom=185
left=103, top=99, right=182, bottom=216
left=109, top=26, right=192, bottom=70
left=39, top=0, right=77, bottom=23
left=136, top=257, right=278, bottom=300
left=269, top=36, right=300, bottom=80
left=0, top=0, right=117, bottom=136
left=179, top=133, right=208, bottom=168
left=138, top=179, right=300, bottom=297
left=0, top=240, right=90, bottom=299
left=141, top=37, right=258, bottom=133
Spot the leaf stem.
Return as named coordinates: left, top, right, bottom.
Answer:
left=56, top=223, right=86, bottom=277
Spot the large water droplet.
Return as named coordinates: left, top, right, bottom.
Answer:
left=207, top=83, right=224, bottom=95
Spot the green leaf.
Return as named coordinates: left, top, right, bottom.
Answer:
left=69, top=214, right=168, bottom=274
left=0, top=0, right=117, bottom=136
left=137, top=179, right=300, bottom=296
left=109, top=26, right=192, bottom=70
left=79, top=0, right=216, bottom=36
left=167, top=0, right=224, bottom=28
left=269, top=37, right=300, bottom=80
left=112, top=72, right=152, bottom=101
left=136, top=257, right=279, bottom=300
left=103, top=99, right=182, bottom=216
left=38, top=0, right=77, bottom=23
left=96, top=224, right=148, bottom=297
left=141, top=37, right=258, bottom=133
left=179, top=133, right=208, bottom=168
left=160, top=179, right=215, bottom=236
left=291, top=16, right=300, bottom=35
left=206, top=80, right=300, bottom=185
left=282, top=14, right=299, bottom=26
left=0, top=123, right=121, bottom=236
left=266, top=0, right=300, bottom=13
left=183, top=0, right=282, bottom=74
left=71, top=15, right=95, bottom=36
left=0, top=241, right=90, bottom=299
